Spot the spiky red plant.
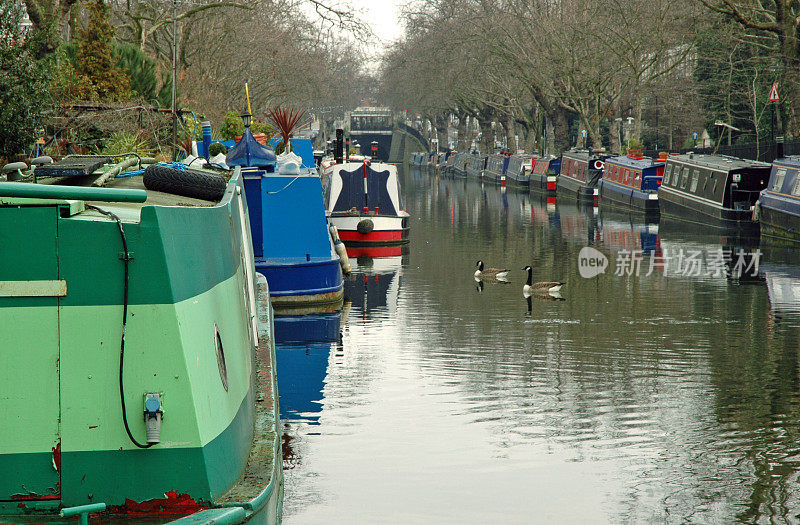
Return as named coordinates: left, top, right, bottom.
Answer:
left=267, top=107, right=307, bottom=150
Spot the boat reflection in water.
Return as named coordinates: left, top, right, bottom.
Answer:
left=344, top=251, right=403, bottom=319
left=598, top=208, right=661, bottom=255
left=658, top=220, right=762, bottom=282
left=555, top=199, right=600, bottom=245
left=761, top=245, right=800, bottom=322
left=274, top=312, right=343, bottom=425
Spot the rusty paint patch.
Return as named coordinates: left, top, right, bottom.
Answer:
left=106, top=490, right=208, bottom=516
left=11, top=493, right=59, bottom=501
left=52, top=443, right=61, bottom=472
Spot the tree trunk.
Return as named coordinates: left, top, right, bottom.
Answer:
left=505, top=114, right=516, bottom=152
left=479, top=119, right=493, bottom=153
left=456, top=112, right=468, bottom=151
left=552, top=108, right=570, bottom=153
left=434, top=113, right=448, bottom=152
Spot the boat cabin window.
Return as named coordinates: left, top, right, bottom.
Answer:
left=690, top=169, right=700, bottom=192
left=791, top=170, right=800, bottom=196
left=664, top=165, right=673, bottom=185
left=673, top=166, right=683, bottom=188
left=772, top=168, right=787, bottom=191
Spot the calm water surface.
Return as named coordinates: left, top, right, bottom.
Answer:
left=276, top=166, right=800, bottom=524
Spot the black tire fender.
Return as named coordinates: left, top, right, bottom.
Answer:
left=357, top=218, right=374, bottom=235
left=143, top=164, right=226, bottom=201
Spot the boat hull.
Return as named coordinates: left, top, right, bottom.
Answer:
left=557, top=175, right=598, bottom=202
left=599, top=179, right=660, bottom=215
left=330, top=214, right=410, bottom=246
left=530, top=173, right=557, bottom=194
left=659, top=185, right=759, bottom=233
left=758, top=191, right=800, bottom=243
left=0, top=170, right=283, bottom=524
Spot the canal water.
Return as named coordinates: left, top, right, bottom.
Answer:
left=277, top=166, right=800, bottom=524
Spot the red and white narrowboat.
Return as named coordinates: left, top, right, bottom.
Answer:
left=323, top=161, right=410, bottom=246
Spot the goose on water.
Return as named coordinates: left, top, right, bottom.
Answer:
left=522, top=265, right=564, bottom=294
left=475, top=260, right=509, bottom=279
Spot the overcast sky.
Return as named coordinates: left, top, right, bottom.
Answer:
left=352, top=0, right=404, bottom=46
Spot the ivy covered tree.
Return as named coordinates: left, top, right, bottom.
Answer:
left=0, top=0, right=50, bottom=159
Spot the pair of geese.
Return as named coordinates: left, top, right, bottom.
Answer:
left=474, top=260, right=564, bottom=295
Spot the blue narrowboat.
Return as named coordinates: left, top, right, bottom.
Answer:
left=659, top=154, right=769, bottom=231
left=599, top=154, right=665, bottom=215
left=530, top=155, right=561, bottom=194
left=557, top=149, right=608, bottom=203
left=506, top=154, right=534, bottom=187
left=466, top=153, right=488, bottom=178
left=484, top=154, right=510, bottom=184
left=228, top=127, right=344, bottom=310
left=756, top=156, right=800, bottom=243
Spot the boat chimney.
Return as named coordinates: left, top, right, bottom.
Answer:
left=334, top=129, right=344, bottom=163
left=202, top=121, right=212, bottom=161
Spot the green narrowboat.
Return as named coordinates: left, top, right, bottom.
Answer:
left=0, top=159, right=283, bottom=524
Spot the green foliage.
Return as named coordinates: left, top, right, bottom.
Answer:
left=0, top=0, right=50, bottom=159
left=627, top=138, right=644, bottom=150
left=252, top=119, right=275, bottom=137
left=694, top=20, right=776, bottom=141
left=115, top=43, right=156, bottom=102
left=97, top=130, right=154, bottom=156
left=157, top=72, right=177, bottom=108
left=220, top=111, right=245, bottom=140
left=75, top=0, right=130, bottom=101
left=274, top=142, right=285, bottom=155
left=209, top=142, right=228, bottom=156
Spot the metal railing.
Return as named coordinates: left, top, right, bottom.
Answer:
left=645, top=139, right=800, bottom=164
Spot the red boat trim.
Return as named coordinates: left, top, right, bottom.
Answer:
left=106, top=490, right=208, bottom=516
left=338, top=230, right=404, bottom=242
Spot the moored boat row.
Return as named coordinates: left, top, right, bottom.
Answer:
left=412, top=147, right=799, bottom=242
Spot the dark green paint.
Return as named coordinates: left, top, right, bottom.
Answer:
left=2, top=387, right=253, bottom=507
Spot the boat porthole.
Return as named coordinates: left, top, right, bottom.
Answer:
left=214, top=324, right=229, bottom=391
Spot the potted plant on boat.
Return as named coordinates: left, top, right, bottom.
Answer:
left=268, top=106, right=306, bottom=155
left=626, top=138, right=644, bottom=159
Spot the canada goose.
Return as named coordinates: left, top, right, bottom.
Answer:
left=475, top=260, right=509, bottom=279
left=522, top=266, right=564, bottom=294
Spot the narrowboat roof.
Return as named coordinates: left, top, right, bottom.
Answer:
left=667, top=153, right=771, bottom=172
left=535, top=155, right=558, bottom=165
left=563, top=149, right=590, bottom=161
left=773, top=156, right=800, bottom=169
left=605, top=155, right=665, bottom=170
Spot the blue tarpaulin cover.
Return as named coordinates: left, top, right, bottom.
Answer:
left=226, top=127, right=277, bottom=169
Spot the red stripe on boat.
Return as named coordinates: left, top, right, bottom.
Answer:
left=547, top=181, right=556, bottom=190
left=338, top=230, right=404, bottom=242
